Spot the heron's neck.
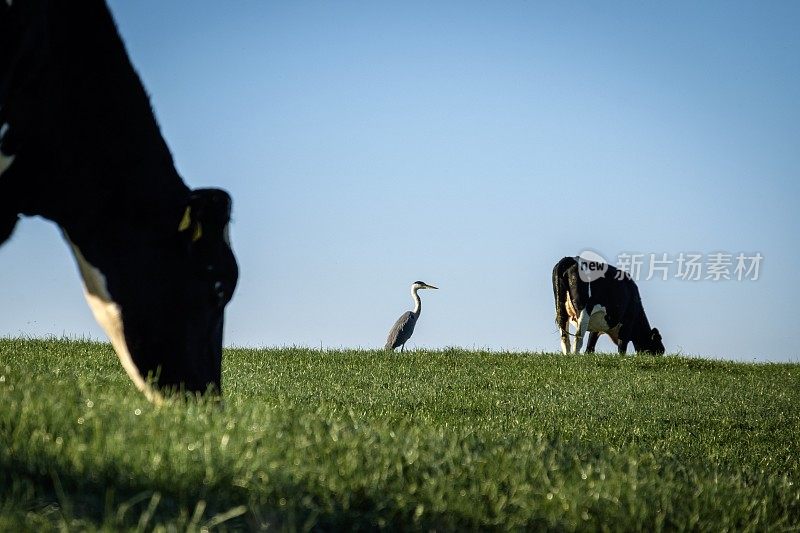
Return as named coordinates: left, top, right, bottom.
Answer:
left=411, top=287, right=421, bottom=315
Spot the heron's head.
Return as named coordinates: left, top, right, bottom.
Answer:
left=412, top=281, right=438, bottom=291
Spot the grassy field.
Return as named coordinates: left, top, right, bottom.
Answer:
left=0, top=337, right=798, bottom=531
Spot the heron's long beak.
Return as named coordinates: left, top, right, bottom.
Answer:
left=425, top=284, right=439, bottom=290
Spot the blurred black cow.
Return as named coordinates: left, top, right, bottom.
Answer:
left=0, top=0, right=238, bottom=400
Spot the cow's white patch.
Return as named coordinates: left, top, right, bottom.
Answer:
left=63, top=232, right=162, bottom=404
left=0, top=151, right=13, bottom=177
left=564, top=291, right=578, bottom=325
left=588, top=304, right=611, bottom=332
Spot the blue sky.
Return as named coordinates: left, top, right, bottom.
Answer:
left=1, top=1, right=798, bottom=360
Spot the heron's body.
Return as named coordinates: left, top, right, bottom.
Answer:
left=385, top=311, right=419, bottom=351
left=385, top=281, right=437, bottom=352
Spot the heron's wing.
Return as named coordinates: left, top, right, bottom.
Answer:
left=385, top=311, right=417, bottom=350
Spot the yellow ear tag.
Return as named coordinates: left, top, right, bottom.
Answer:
left=178, top=206, right=192, bottom=232
left=178, top=206, right=203, bottom=242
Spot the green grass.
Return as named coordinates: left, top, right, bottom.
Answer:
left=1, top=337, right=798, bottom=531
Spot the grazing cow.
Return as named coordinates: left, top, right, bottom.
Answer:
left=0, top=1, right=238, bottom=400
left=552, top=256, right=664, bottom=355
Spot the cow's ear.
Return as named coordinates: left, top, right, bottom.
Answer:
left=189, top=188, right=232, bottom=230
left=178, top=189, right=232, bottom=242
left=651, top=328, right=661, bottom=340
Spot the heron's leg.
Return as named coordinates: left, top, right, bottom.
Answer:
left=400, top=344, right=404, bottom=353
left=586, top=332, right=600, bottom=353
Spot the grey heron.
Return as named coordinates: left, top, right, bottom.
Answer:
left=385, top=281, right=438, bottom=352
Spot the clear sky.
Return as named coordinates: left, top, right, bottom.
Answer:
left=1, top=1, right=798, bottom=360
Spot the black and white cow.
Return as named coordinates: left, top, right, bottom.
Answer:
left=552, top=256, right=664, bottom=355
left=1, top=1, right=238, bottom=400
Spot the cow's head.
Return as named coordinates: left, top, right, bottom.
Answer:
left=1, top=1, right=239, bottom=401
left=647, top=328, right=665, bottom=355
left=66, top=188, right=238, bottom=401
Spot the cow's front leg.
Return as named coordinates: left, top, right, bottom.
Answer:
left=616, top=322, right=633, bottom=355
left=586, top=332, right=600, bottom=353
left=571, top=309, right=590, bottom=353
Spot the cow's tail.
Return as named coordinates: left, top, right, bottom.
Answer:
left=552, top=256, right=576, bottom=330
